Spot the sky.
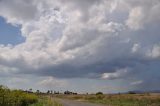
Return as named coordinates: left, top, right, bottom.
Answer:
left=0, top=0, right=160, bottom=93
left=0, top=17, right=24, bottom=45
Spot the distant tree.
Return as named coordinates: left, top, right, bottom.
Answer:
left=47, top=90, right=50, bottom=94
left=54, top=91, right=56, bottom=94
left=51, top=90, right=53, bottom=94
left=96, top=92, right=103, bottom=95
left=73, top=92, right=78, bottom=95
left=29, top=88, right=33, bottom=93
left=64, top=91, right=71, bottom=95
left=54, top=91, right=60, bottom=94
left=64, top=91, right=77, bottom=95
left=36, top=90, right=40, bottom=94
left=128, top=91, right=136, bottom=94
left=96, top=92, right=104, bottom=99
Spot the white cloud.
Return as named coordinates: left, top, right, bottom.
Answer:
left=101, top=68, right=130, bottom=80
left=126, top=7, right=144, bottom=30
left=126, top=0, right=160, bottom=30
left=147, top=44, right=160, bottom=58
left=38, top=77, right=68, bottom=88
left=132, top=43, right=140, bottom=53
left=130, top=80, right=143, bottom=85
left=0, top=0, right=39, bottom=24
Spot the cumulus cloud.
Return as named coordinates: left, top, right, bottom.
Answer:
left=101, top=68, right=130, bottom=80
left=126, top=0, right=160, bottom=30
left=0, top=0, right=160, bottom=91
left=126, top=6, right=144, bottom=30
left=147, top=44, right=160, bottom=58
left=0, top=0, right=39, bottom=24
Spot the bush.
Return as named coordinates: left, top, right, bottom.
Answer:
left=128, top=91, right=136, bottom=94
left=0, top=85, right=38, bottom=106
left=96, top=92, right=103, bottom=95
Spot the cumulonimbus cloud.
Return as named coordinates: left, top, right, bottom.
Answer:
left=0, top=0, right=160, bottom=91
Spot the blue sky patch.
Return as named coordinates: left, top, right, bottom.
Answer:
left=0, top=16, right=25, bottom=45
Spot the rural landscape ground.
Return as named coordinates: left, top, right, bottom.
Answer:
left=1, top=85, right=160, bottom=106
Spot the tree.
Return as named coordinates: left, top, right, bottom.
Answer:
left=29, top=88, right=33, bottom=93
left=96, top=92, right=103, bottom=95
left=36, top=90, right=40, bottom=94
left=47, top=90, right=50, bottom=94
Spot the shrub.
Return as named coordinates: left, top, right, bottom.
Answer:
left=0, top=85, right=38, bottom=106
left=96, top=92, right=103, bottom=95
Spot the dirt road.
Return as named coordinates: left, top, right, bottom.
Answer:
left=56, top=98, right=106, bottom=106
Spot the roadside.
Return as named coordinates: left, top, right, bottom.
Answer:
left=54, top=98, right=105, bottom=106
left=30, top=96, right=62, bottom=106
left=54, top=93, right=160, bottom=106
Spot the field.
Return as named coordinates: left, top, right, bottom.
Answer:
left=0, top=85, right=38, bottom=106
left=1, top=85, right=160, bottom=106
left=55, top=93, right=160, bottom=106
left=29, top=96, right=62, bottom=106
left=0, top=85, right=62, bottom=106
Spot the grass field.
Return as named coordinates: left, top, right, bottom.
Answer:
left=0, top=85, right=62, bottom=106
left=0, top=85, right=38, bottom=106
left=55, top=93, right=160, bottom=106
left=29, top=96, right=62, bottom=106
left=1, top=85, right=160, bottom=106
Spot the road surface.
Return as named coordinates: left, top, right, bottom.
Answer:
left=56, top=98, right=106, bottom=106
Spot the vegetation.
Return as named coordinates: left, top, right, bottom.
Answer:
left=29, top=96, right=62, bottom=106
left=96, top=92, right=103, bottom=95
left=55, top=93, right=160, bottom=106
left=0, top=85, right=38, bottom=106
left=0, top=85, right=63, bottom=106
left=2, top=85, right=160, bottom=106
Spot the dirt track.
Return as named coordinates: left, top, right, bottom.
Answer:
left=56, top=98, right=106, bottom=106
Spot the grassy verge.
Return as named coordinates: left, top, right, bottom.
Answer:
left=0, top=85, right=62, bottom=106
left=0, top=85, right=38, bottom=106
left=55, top=93, right=160, bottom=106
left=30, top=96, right=62, bottom=106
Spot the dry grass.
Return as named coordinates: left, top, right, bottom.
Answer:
left=55, top=93, right=160, bottom=106
left=30, top=96, right=62, bottom=106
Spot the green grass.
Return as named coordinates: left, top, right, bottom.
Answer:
left=0, top=85, right=62, bottom=106
left=0, top=85, right=38, bottom=106
left=30, top=96, right=62, bottom=106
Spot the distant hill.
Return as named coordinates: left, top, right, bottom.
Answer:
left=119, top=90, right=160, bottom=94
